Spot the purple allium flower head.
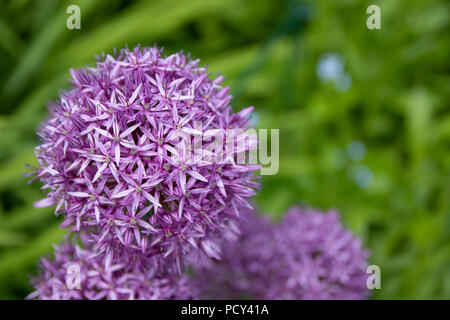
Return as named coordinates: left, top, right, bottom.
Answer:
left=31, top=46, right=259, bottom=266
left=28, top=235, right=197, bottom=300
left=194, top=207, right=370, bottom=300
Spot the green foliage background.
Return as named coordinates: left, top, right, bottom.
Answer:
left=0, top=0, right=448, bottom=299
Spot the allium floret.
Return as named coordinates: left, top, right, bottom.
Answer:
left=31, top=46, right=259, bottom=266
left=28, top=235, right=197, bottom=300
left=194, top=207, right=370, bottom=300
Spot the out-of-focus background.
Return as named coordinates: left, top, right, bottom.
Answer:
left=0, top=0, right=448, bottom=299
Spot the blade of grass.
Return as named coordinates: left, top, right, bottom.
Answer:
left=0, top=224, right=64, bottom=276
left=0, top=18, right=26, bottom=57
left=52, top=0, right=240, bottom=69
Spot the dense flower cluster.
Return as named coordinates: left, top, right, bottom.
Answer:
left=31, top=46, right=259, bottom=266
left=28, top=236, right=197, bottom=300
left=194, top=207, right=370, bottom=300
left=28, top=45, right=371, bottom=300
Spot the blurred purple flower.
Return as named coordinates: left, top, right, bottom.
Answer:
left=194, top=207, right=370, bottom=300
left=30, top=46, right=259, bottom=266
left=28, top=235, right=197, bottom=300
